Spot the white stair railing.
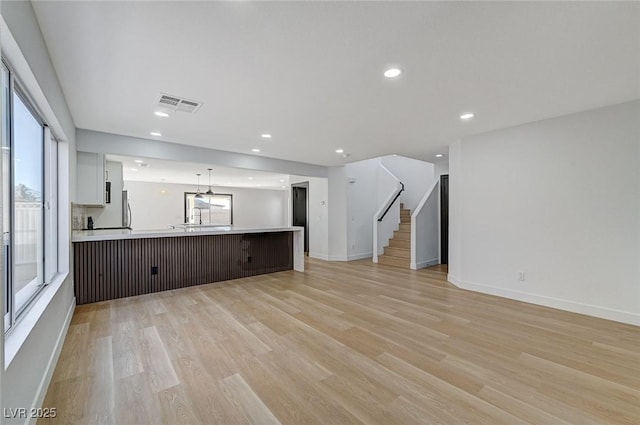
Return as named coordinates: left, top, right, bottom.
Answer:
left=410, top=179, right=440, bottom=269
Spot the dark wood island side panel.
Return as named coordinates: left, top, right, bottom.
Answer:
left=73, top=232, right=293, bottom=304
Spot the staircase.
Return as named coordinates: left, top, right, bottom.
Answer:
left=377, top=203, right=411, bottom=268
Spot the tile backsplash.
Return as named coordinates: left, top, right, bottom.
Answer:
left=72, top=204, right=87, bottom=230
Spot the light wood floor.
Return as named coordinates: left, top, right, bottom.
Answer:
left=40, top=258, right=640, bottom=425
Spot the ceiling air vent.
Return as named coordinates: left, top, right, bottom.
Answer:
left=156, top=93, right=203, bottom=114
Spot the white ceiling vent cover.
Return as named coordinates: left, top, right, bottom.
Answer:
left=156, top=93, right=203, bottom=114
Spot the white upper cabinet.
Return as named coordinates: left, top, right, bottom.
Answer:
left=76, top=151, right=106, bottom=206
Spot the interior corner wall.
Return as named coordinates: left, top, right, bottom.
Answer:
left=1, top=1, right=77, bottom=423
left=435, top=161, right=449, bottom=176
left=448, top=100, right=640, bottom=325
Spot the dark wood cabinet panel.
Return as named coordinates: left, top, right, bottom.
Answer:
left=73, top=232, right=293, bottom=304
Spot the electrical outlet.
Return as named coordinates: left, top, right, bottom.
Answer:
left=518, top=271, right=525, bottom=281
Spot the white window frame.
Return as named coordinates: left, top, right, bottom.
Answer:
left=3, top=58, right=60, bottom=334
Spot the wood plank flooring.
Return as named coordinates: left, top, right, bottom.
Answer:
left=39, top=258, right=640, bottom=425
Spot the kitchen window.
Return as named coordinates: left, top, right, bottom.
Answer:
left=184, top=192, right=233, bottom=226
left=3, top=59, right=59, bottom=333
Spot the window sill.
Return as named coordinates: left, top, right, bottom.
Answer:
left=4, top=272, right=70, bottom=369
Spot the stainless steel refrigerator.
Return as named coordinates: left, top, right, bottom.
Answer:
left=122, top=190, right=132, bottom=229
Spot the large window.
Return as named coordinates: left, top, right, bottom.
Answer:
left=3, top=60, right=59, bottom=333
left=12, top=90, right=44, bottom=314
left=184, top=192, right=233, bottom=225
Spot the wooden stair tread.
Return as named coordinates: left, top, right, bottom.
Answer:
left=393, top=231, right=411, bottom=241
left=379, top=206, right=413, bottom=268
left=384, top=246, right=410, bottom=259
left=378, top=255, right=410, bottom=268
left=389, top=239, right=410, bottom=248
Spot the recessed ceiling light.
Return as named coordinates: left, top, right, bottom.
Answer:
left=384, top=68, right=402, bottom=78
left=134, top=159, right=144, bottom=164
left=460, top=113, right=474, bottom=120
left=251, top=148, right=260, bottom=153
left=129, top=168, right=138, bottom=172
left=279, top=179, right=285, bottom=183
left=248, top=177, right=254, bottom=180
left=435, top=154, right=443, bottom=158
left=154, top=111, right=169, bottom=118
left=335, top=148, right=344, bottom=154
left=150, top=131, right=162, bottom=137
left=281, top=185, right=286, bottom=189
left=261, top=134, right=272, bottom=139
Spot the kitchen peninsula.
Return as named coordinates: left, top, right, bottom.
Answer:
left=72, top=226, right=304, bottom=304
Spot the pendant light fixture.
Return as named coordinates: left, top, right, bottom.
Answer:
left=206, top=168, right=214, bottom=195
left=195, top=173, right=203, bottom=199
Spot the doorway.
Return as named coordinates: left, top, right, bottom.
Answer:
left=292, top=182, right=309, bottom=253
left=440, top=174, right=449, bottom=264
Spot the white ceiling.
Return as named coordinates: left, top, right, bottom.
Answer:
left=107, top=154, right=291, bottom=190
left=33, top=1, right=639, bottom=166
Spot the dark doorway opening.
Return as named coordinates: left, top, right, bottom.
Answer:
left=440, top=174, right=449, bottom=264
left=292, top=183, right=309, bottom=253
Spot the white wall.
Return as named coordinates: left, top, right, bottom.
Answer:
left=346, top=159, right=379, bottom=260
left=328, top=166, right=348, bottom=260
left=448, top=140, right=463, bottom=281
left=411, top=181, right=440, bottom=269
left=290, top=176, right=329, bottom=260
left=1, top=2, right=77, bottom=423
left=449, top=100, right=640, bottom=325
left=381, top=155, right=435, bottom=212
left=123, top=180, right=288, bottom=230
left=435, top=161, right=449, bottom=176
left=86, top=161, right=123, bottom=228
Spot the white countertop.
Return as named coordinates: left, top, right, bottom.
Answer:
left=72, top=226, right=304, bottom=242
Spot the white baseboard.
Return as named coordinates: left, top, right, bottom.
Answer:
left=328, top=255, right=347, bottom=261
left=348, top=252, right=373, bottom=261
left=327, top=252, right=373, bottom=262
left=447, top=274, right=640, bottom=326
left=29, top=296, right=76, bottom=425
left=411, top=258, right=440, bottom=270
left=308, top=252, right=329, bottom=261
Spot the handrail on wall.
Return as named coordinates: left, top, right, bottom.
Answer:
left=373, top=164, right=403, bottom=263
left=377, top=182, right=404, bottom=222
